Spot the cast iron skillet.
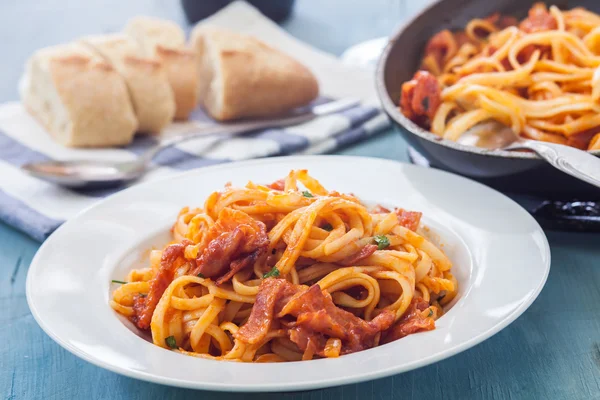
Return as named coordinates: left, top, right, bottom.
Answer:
left=376, top=0, right=600, bottom=198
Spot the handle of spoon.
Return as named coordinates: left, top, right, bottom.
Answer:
left=138, top=98, right=360, bottom=165
left=520, top=140, right=600, bottom=189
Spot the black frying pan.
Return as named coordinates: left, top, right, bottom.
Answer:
left=376, top=0, right=600, bottom=199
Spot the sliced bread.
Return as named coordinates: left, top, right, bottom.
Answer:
left=190, top=27, right=319, bottom=121
left=19, top=42, right=138, bottom=147
left=81, top=34, right=175, bottom=134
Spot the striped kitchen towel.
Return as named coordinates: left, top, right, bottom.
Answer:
left=0, top=100, right=389, bottom=241
left=0, top=1, right=390, bottom=241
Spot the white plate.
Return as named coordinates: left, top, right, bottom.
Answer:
left=26, top=156, right=550, bottom=392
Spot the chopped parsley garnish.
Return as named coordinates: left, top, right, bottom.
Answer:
left=263, top=267, right=280, bottom=279
left=165, top=336, right=177, bottom=349
left=197, top=273, right=205, bottom=278
left=373, top=235, right=390, bottom=250
left=421, top=97, right=430, bottom=112
left=111, top=280, right=127, bottom=285
left=428, top=309, right=434, bottom=317
left=322, top=223, right=333, bottom=231
left=302, top=191, right=314, bottom=198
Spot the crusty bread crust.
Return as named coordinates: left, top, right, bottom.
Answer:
left=190, top=27, right=319, bottom=121
left=125, top=16, right=186, bottom=52
left=20, top=43, right=137, bottom=147
left=81, top=34, right=175, bottom=134
left=125, top=16, right=198, bottom=120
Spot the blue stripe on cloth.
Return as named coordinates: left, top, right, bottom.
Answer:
left=339, top=106, right=380, bottom=127
left=292, top=97, right=333, bottom=114
left=127, top=136, right=227, bottom=170
left=0, top=130, right=51, bottom=166
left=247, top=128, right=309, bottom=154
left=153, top=151, right=226, bottom=170
left=333, top=125, right=371, bottom=149
left=0, top=188, right=62, bottom=241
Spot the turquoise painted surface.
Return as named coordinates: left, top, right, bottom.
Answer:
left=1, top=1, right=600, bottom=399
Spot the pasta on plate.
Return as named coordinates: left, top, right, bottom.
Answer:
left=110, top=170, right=457, bottom=362
left=400, top=2, right=600, bottom=151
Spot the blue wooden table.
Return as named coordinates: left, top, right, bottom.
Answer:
left=2, top=1, right=600, bottom=399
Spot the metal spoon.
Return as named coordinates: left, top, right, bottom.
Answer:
left=458, top=121, right=600, bottom=188
left=21, top=98, right=360, bottom=189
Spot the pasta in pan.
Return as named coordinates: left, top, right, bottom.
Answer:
left=110, top=170, right=457, bottom=362
left=400, top=2, right=600, bottom=151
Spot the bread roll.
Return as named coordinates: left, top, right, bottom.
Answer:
left=81, top=34, right=175, bottom=134
left=125, top=16, right=198, bottom=120
left=190, top=27, right=319, bottom=121
left=19, top=43, right=137, bottom=147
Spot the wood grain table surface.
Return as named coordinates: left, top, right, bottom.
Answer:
left=1, top=1, right=599, bottom=399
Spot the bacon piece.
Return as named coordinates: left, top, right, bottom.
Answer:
left=498, top=15, right=518, bottom=29
left=567, top=130, right=598, bottom=150
left=483, top=44, right=498, bottom=57
left=423, top=29, right=457, bottom=71
left=453, top=31, right=472, bottom=48
left=282, top=285, right=396, bottom=354
left=381, top=297, right=435, bottom=344
left=401, top=79, right=418, bottom=121
left=215, top=248, right=262, bottom=285
left=485, top=12, right=518, bottom=29
left=339, top=244, right=378, bottom=266
left=195, top=227, right=245, bottom=277
left=202, top=207, right=267, bottom=245
left=235, top=278, right=304, bottom=344
left=412, top=72, right=442, bottom=120
left=501, top=56, right=513, bottom=71
left=132, top=240, right=191, bottom=330
left=395, top=208, right=422, bottom=231
left=519, top=3, right=557, bottom=33
left=131, top=294, right=146, bottom=326
left=267, top=179, right=285, bottom=191
left=190, top=208, right=269, bottom=284
left=400, top=71, right=441, bottom=125
left=588, top=133, right=600, bottom=151
left=288, top=327, right=328, bottom=358
left=519, top=43, right=549, bottom=64
left=237, top=280, right=395, bottom=356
